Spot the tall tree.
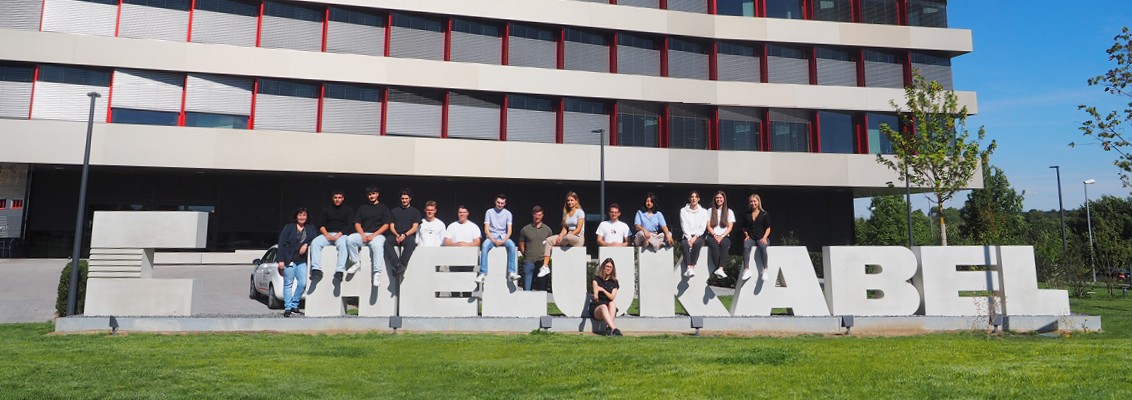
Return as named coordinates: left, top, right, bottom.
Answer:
left=878, top=71, right=996, bottom=245
left=959, top=162, right=1026, bottom=245
left=1077, top=27, right=1132, bottom=188
left=856, top=196, right=931, bottom=246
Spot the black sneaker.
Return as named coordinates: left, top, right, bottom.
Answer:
left=604, top=327, right=614, bottom=336
left=612, top=328, right=623, bottom=336
left=291, top=309, right=304, bottom=316
left=333, top=271, right=344, bottom=283
left=283, top=309, right=292, bottom=318
left=310, top=269, right=323, bottom=281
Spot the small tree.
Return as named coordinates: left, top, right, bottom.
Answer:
left=856, top=196, right=931, bottom=246
left=1077, top=27, right=1132, bottom=188
left=878, top=71, right=996, bottom=245
left=959, top=162, right=1026, bottom=245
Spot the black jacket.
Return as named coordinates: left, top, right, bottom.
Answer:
left=278, top=223, right=315, bottom=265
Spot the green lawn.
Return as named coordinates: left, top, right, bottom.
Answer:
left=1, top=294, right=1129, bottom=398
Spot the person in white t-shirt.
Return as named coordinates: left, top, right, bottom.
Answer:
left=679, top=191, right=708, bottom=277
left=417, top=200, right=445, bottom=247
left=704, top=190, right=736, bottom=279
left=595, top=203, right=630, bottom=247
left=443, top=205, right=482, bottom=247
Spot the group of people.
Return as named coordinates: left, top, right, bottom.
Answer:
left=273, top=187, right=774, bottom=323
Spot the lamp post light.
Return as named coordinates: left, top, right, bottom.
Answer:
left=1084, top=178, right=1096, bottom=283
left=593, top=128, right=606, bottom=220
left=1050, top=166, right=1067, bottom=254
left=66, top=91, right=101, bottom=317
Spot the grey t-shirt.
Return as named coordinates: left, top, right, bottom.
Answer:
left=518, top=223, right=554, bottom=261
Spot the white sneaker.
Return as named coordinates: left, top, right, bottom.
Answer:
left=346, top=259, right=360, bottom=274
left=758, top=272, right=767, bottom=283
left=508, top=272, right=521, bottom=282
left=741, top=268, right=752, bottom=281
left=537, top=266, right=550, bottom=277
left=684, top=268, right=696, bottom=277
left=714, top=268, right=728, bottom=279
left=372, top=272, right=381, bottom=287
left=475, top=274, right=487, bottom=283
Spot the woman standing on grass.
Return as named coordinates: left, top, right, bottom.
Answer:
left=591, top=258, right=622, bottom=336
left=278, top=208, right=314, bottom=317
left=540, top=191, right=585, bottom=278
left=741, top=194, right=772, bottom=282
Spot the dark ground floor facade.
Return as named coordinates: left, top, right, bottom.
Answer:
left=14, top=164, right=855, bottom=258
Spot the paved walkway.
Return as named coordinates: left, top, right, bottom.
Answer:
left=0, top=259, right=66, bottom=323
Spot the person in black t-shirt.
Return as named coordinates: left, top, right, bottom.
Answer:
left=741, top=194, right=772, bottom=282
left=590, top=258, right=622, bottom=336
left=311, top=189, right=354, bottom=283
left=347, top=186, right=392, bottom=287
left=384, top=188, right=422, bottom=279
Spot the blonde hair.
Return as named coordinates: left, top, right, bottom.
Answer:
left=562, top=191, right=581, bottom=224
left=749, top=194, right=765, bottom=212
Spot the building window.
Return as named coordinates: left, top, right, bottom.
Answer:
left=194, top=0, right=258, bottom=16
left=451, top=18, right=503, bottom=65
left=769, top=109, right=810, bottom=152
left=507, top=94, right=557, bottom=143
left=669, top=105, right=710, bottom=150
left=666, top=0, right=709, bottom=14
left=617, top=0, right=660, bottom=9
left=563, top=98, right=609, bottom=145
left=0, top=64, right=34, bottom=119
left=112, top=108, right=180, bottom=126
left=617, top=102, right=661, bottom=148
left=263, top=1, right=322, bottom=22
left=863, top=49, right=905, bottom=88
left=907, top=0, right=947, bottom=28
left=564, top=28, right=610, bottom=73
left=390, top=13, right=445, bottom=61
left=766, top=44, right=810, bottom=85
left=392, top=13, right=444, bottom=32
left=329, top=7, right=382, bottom=26
left=818, top=111, right=854, bottom=153
left=386, top=88, right=443, bottom=137
left=509, top=23, right=557, bottom=69
left=812, top=0, right=852, bottom=22
left=325, top=83, right=381, bottom=102
left=717, top=41, right=760, bottom=82
left=37, top=66, right=111, bottom=86
left=0, top=65, right=35, bottom=83
left=448, top=91, right=501, bottom=140
left=868, top=113, right=898, bottom=154
left=815, top=47, right=858, bottom=87
left=668, top=38, right=710, bottom=80
left=861, top=0, right=899, bottom=25
left=122, top=0, right=190, bottom=10
left=765, top=0, right=803, bottom=19
left=322, top=83, right=382, bottom=135
left=326, top=7, right=384, bottom=56
left=911, top=51, right=953, bottom=89
left=184, top=112, right=248, bottom=129
left=719, top=107, right=762, bottom=151
left=0, top=199, right=5, bottom=209
left=10, top=200, right=22, bottom=209
left=716, top=0, right=755, bottom=16
left=617, top=33, right=661, bottom=77
left=257, top=79, right=319, bottom=98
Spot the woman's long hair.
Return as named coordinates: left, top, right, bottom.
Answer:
left=597, top=257, right=618, bottom=281
left=642, top=192, right=659, bottom=213
left=562, top=191, right=581, bottom=224
left=709, top=191, right=729, bottom=228
left=749, top=194, right=765, bottom=212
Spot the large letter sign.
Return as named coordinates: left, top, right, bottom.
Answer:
left=550, top=247, right=589, bottom=317
left=730, top=247, right=831, bottom=316
left=598, top=247, right=636, bottom=316
left=306, top=247, right=395, bottom=317
left=399, top=247, right=478, bottom=317
left=997, top=246, right=1069, bottom=315
left=915, top=246, right=1002, bottom=316
left=638, top=248, right=676, bottom=317
left=823, top=246, right=921, bottom=316
left=675, top=251, right=729, bottom=316
left=482, top=247, right=546, bottom=317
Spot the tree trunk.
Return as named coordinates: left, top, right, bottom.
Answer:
left=938, top=194, right=948, bottom=246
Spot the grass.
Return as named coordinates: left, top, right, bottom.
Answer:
left=1, top=293, right=1129, bottom=398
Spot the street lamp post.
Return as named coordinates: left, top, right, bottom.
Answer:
left=66, top=91, right=101, bottom=317
left=593, top=128, right=606, bottom=220
left=1084, top=178, right=1096, bottom=283
left=904, top=162, right=913, bottom=248
left=1050, top=166, right=1067, bottom=254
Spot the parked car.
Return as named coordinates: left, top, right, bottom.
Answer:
left=1113, top=269, right=1130, bottom=282
left=249, top=245, right=309, bottom=309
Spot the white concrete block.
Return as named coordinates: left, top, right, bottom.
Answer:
left=997, top=246, right=1070, bottom=316
left=823, top=246, right=921, bottom=316
left=398, top=247, right=478, bottom=317
left=84, top=278, right=199, bottom=316
left=731, top=246, right=831, bottom=317
left=549, top=246, right=589, bottom=317
left=482, top=247, right=546, bottom=317
left=90, top=211, right=208, bottom=249
left=598, top=247, right=635, bottom=316
left=914, top=246, right=1002, bottom=317
left=638, top=247, right=675, bottom=317
left=675, top=251, right=729, bottom=317
left=303, top=247, right=395, bottom=317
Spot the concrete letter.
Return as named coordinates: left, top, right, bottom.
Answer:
left=550, top=246, right=589, bottom=317
left=731, top=246, right=831, bottom=316
left=304, top=247, right=395, bottom=317
left=823, top=246, right=920, bottom=316
left=914, top=246, right=1002, bottom=316
left=675, top=251, right=729, bottom=316
left=482, top=247, right=546, bottom=317
left=997, top=246, right=1069, bottom=315
left=399, top=247, right=478, bottom=317
left=638, top=248, right=676, bottom=317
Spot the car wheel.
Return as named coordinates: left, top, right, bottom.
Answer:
left=267, top=283, right=283, bottom=310
left=249, top=277, right=258, bottom=300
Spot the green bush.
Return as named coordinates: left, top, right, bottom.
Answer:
left=55, top=260, right=88, bottom=317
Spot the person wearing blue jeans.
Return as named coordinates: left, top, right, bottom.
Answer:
left=310, top=189, right=353, bottom=283
left=347, top=186, right=392, bottom=288
left=478, top=194, right=519, bottom=284
left=277, top=208, right=315, bottom=317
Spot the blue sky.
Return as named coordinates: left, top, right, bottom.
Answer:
left=855, top=1, right=1132, bottom=216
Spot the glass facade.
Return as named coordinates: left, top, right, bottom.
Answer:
left=770, top=109, right=810, bottom=152
left=112, top=108, right=179, bottom=126
left=719, top=119, right=760, bottom=151
left=908, top=0, right=947, bottom=28
left=185, top=112, right=249, bottom=129
left=818, top=111, right=854, bottom=154
left=765, top=0, right=803, bottom=19
left=716, top=0, right=755, bottom=16
left=812, top=0, right=852, bottom=22
left=867, top=113, right=897, bottom=154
